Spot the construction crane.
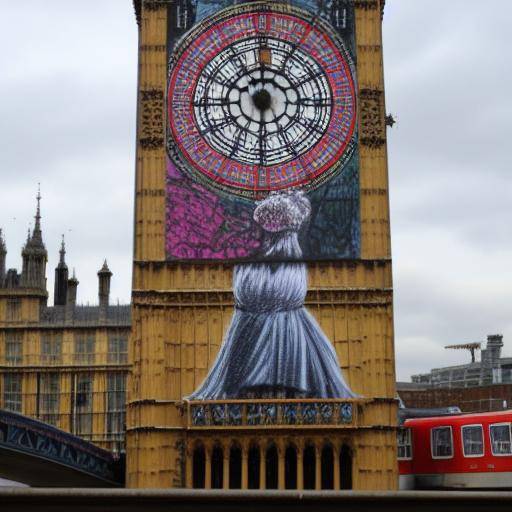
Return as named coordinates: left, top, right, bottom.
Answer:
left=445, top=343, right=482, bottom=363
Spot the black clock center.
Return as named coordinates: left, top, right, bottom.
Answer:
left=252, top=89, right=272, bottom=111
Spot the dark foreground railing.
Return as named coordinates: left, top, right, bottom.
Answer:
left=1, top=489, right=512, bottom=512
left=0, top=409, right=124, bottom=486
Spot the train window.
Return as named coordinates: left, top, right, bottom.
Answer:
left=461, top=425, right=484, bottom=457
left=397, top=428, right=412, bottom=460
left=490, top=423, right=512, bottom=456
left=431, top=426, right=453, bottom=459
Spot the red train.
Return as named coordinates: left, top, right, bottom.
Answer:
left=398, top=410, right=512, bottom=489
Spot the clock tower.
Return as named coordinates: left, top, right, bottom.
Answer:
left=128, top=0, right=396, bottom=490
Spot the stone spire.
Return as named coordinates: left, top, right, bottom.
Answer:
left=0, top=228, right=6, bottom=285
left=32, top=184, right=43, bottom=245
left=54, top=234, right=69, bottom=306
left=59, top=235, right=66, bottom=264
left=21, top=186, right=48, bottom=289
left=98, top=259, right=113, bottom=309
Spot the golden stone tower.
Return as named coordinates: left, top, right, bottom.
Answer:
left=128, top=0, right=397, bottom=490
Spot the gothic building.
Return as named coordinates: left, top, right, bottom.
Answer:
left=128, top=0, right=397, bottom=491
left=0, top=193, right=131, bottom=452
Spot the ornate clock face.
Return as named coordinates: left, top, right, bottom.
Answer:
left=168, top=3, right=357, bottom=199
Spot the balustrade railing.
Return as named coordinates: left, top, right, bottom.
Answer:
left=185, top=398, right=361, bottom=429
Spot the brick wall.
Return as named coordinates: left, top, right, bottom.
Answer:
left=398, top=384, right=512, bottom=413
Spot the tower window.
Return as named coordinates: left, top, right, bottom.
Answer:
left=285, top=445, right=297, bottom=489
left=108, top=331, right=128, bottom=364
left=265, top=444, right=278, bottom=489
left=248, top=445, right=260, bottom=489
left=106, top=373, right=126, bottom=440
left=5, top=332, right=23, bottom=365
left=72, top=373, right=93, bottom=438
left=41, top=332, right=62, bottom=365
left=192, top=444, right=206, bottom=488
left=38, top=373, right=60, bottom=426
left=211, top=445, right=224, bottom=489
left=303, top=444, right=316, bottom=490
left=74, top=332, right=96, bottom=365
left=321, top=444, right=334, bottom=489
left=6, top=298, right=21, bottom=322
left=3, top=373, right=22, bottom=412
left=176, top=2, right=188, bottom=29
left=332, top=1, right=347, bottom=29
left=340, top=444, right=353, bottom=490
left=229, top=445, right=242, bottom=489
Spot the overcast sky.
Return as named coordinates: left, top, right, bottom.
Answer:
left=0, top=1, right=510, bottom=381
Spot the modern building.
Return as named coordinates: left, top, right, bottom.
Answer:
left=410, top=335, right=511, bottom=389
left=0, top=193, right=130, bottom=453
left=128, top=0, right=397, bottom=491
left=397, top=335, right=512, bottom=414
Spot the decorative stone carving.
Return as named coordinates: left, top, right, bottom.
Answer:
left=354, top=0, right=380, bottom=11
left=360, top=88, right=386, bottom=148
left=139, top=89, right=164, bottom=150
left=144, top=0, right=167, bottom=12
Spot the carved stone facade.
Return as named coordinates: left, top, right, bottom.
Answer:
left=139, top=89, right=164, bottom=150
left=0, top=202, right=130, bottom=453
left=360, top=88, right=386, bottom=148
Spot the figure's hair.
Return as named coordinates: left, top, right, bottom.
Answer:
left=253, top=191, right=311, bottom=233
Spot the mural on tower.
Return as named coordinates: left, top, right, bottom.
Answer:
left=165, top=0, right=360, bottom=262
left=164, top=1, right=359, bottom=400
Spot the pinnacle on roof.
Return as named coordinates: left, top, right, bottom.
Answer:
left=98, top=259, right=112, bottom=275
left=32, top=183, right=43, bottom=245
left=69, top=267, right=79, bottom=283
left=57, top=234, right=68, bottom=268
left=23, top=185, right=46, bottom=254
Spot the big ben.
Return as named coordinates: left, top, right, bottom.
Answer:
left=128, top=0, right=396, bottom=490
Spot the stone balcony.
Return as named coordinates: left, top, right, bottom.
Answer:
left=184, top=398, right=364, bottom=430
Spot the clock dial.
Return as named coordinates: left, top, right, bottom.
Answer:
left=168, top=3, right=357, bottom=199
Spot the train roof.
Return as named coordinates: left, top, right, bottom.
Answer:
left=403, top=409, right=512, bottom=427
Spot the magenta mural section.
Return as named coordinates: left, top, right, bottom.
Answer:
left=166, top=160, right=262, bottom=260
left=166, top=2, right=360, bottom=262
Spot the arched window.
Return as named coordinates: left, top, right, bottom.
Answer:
left=192, top=444, right=206, bottom=488
left=303, top=444, right=316, bottom=490
left=265, top=444, right=278, bottom=489
left=229, top=445, right=242, bottom=489
left=340, top=444, right=353, bottom=490
left=321, top=444, right=334, bottom=489
left=285, top=445, right=298, bottom=489
left=248, top=444, right=260, bottom=489
left=211, top=445, right=224, bottom=489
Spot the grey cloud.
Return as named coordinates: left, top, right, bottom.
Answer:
left=385, top=1, right=512, bottom=379
left=0, top=1, right=510, bottom=382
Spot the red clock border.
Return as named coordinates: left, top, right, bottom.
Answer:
left=167, top=5, right=357, bottom=198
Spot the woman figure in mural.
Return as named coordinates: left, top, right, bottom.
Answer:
left=189, top=191, right=356, bottom=399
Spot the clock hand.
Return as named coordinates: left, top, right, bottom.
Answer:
left=229, top=120, right=251, bottom=160
left=228, top=45, right=250, bottom=77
